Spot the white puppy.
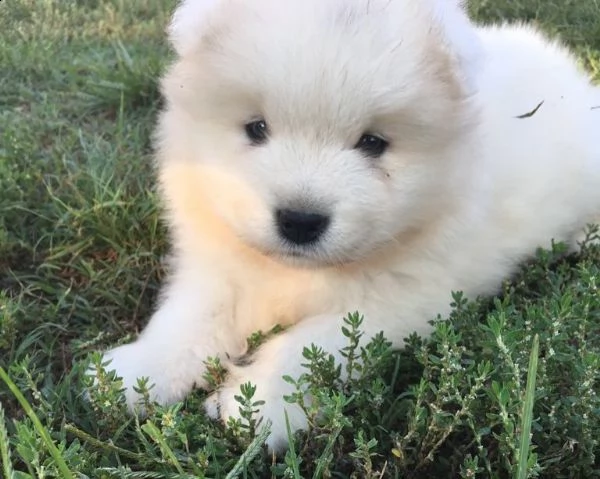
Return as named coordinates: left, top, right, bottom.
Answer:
left=98, top=0, right=600, bottom=450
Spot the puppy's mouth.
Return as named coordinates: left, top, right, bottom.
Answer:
left=284, top=249, right=309, bottom=258
left=275, top=244, right=323, bottom=264
left=269, top=242, right=350, bottom=269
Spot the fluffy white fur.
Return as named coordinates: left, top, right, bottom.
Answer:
left=97, top=0, right=600, bottom=451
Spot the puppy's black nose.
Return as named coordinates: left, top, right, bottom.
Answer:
left=276, top=209, right=330, bottom=245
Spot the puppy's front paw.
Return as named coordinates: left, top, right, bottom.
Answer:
left=89, top=342, right=196, bottom=412
left=205, top=364, right=308, bottom=452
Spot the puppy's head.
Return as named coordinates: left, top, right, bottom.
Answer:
left=158, top=0, right=482, bottom=266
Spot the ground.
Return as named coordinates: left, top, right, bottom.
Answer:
left=0, top=0, right=599, bottom=478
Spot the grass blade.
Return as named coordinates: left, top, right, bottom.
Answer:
left=0, top=366, right=74, bottom=479
left=225, top=419, right=272, bottom=479
left=0, top=402, right=15, bottom=479
left=140, top=420, right=185, bottom=474
left=283, top=410, right=302, bottom=479
left=515, top=334, right=539, bottom=479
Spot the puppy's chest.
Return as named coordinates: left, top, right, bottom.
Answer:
left=230, top=265, right=419, bottom=336
left=231, top=269, right=343, bottom=335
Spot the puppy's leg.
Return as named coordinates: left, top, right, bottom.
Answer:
left=96, top=262, right=243, bottom=411
left=206, top=312, right=412, bottom=452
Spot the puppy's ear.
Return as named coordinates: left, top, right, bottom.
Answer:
left=168, top=0, right=222, bottom=56
left=431, top=0, right=483, bottom=95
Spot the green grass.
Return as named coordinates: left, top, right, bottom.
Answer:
left=0, top=0, right=599, bottom=477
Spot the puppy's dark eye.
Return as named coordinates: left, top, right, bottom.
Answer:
left=354, top=133, right=389, bottom=158
left=245, top=119, right=269, bottom=145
